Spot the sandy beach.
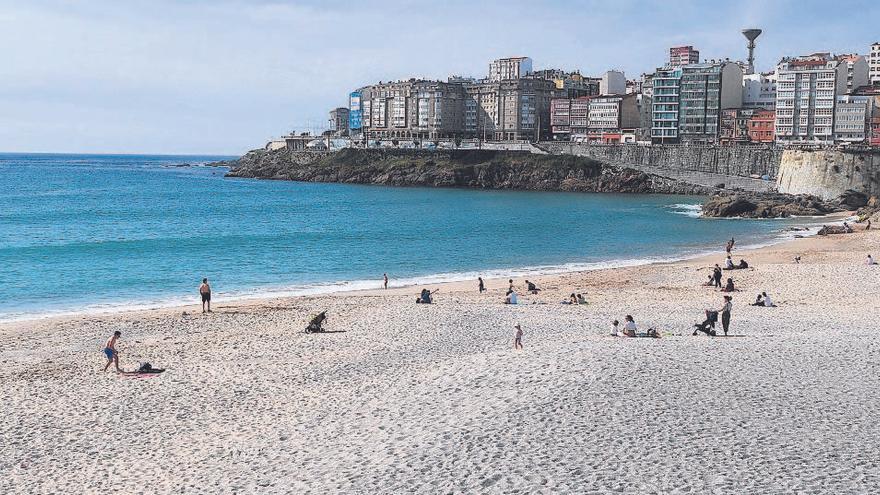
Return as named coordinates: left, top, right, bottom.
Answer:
left=2, top=228, right=880, bottom=494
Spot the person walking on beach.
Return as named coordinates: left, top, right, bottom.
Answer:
left=713, top=265, right=723, bottom=288
left=719, top=295, right=732, bottom=336
left=102, top=331, right=122, bottom=372
left=199, top=278, right=212, bottom=313
left=514, top=324, right=523, bottom=350
left=478, top=277, right=485, bottom=293
left=383, top=273, right=389, bottom=289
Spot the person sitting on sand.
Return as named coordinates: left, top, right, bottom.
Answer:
left=576, top=293, right=587, bottom=305
left=867, top=254, right=876, bottom=266
left=737, top=259, right=749, bottom=269
left=622, top=315, right=637, bottom=337
left=703, top=274, right=715, bottom=287
left=721, top=278, right=736, bottom=292
left=102, top=331, right=122, bottom=372
left=514, top=324, right=523, bottom=350
left=505, top=289, right=518, bottom=305
left=199, top=278, right=212, bottom=313
left=525, top=280, right=540, bottom=294
left=724, top=256, right=735, bottom=270
left=611, top=319, right=620, bottom=336
left=843, top=222, right=853, bottom=233
left=562, top=293, right=577, bottom=304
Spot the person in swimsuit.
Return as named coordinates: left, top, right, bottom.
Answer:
left=514, top=324, right=523, bottom=350
left=199, top=278, right=212, bottom=313
left=103, top=331, right=121, bottom=372
left=383, top=273, right=388, bottom=289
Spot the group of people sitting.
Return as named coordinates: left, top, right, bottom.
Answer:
left=562, top=293, right=588, bottom=305
left=750, top=292, right=776, bottom=307
left=611, top=315, right=659, bottom=338
left=416, top=288, right=438, bottom=304
left=724, top=255, right=749, bottom=270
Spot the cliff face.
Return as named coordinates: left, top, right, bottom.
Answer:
left=777, top=149, right=880, bottom=200
left=225, top=148, right=715, bottom=195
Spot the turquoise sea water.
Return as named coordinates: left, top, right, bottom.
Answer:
left=0, top=153, right=814, bottom=320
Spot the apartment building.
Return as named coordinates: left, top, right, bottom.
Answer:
left=774, top=54, right=850, bottom=145
left=586, top=94, right=640, bottom=143
left=670, top=46, right=700, bottom=67
left=719, top=108, right=755, bottom=145
left=600, top=70, right=626, bottom=95
left=358, top=79, right=467, bottom=140
left=651, top=67, right=682, bottom=143
left=742, top=71, right=777, bottom=110
left=489, top=57, right=533, bottom=82
left=835, top=54, right=870, bottom=93
left=870, top=42, right=880, bottom=84
left=329, top=107, right=350, bottom=136
left=677, top=62, right=744, bottom=143
left=748, top=109, right=776, bottom=143
left=465, top=78, right=554, bottom=140
left=834, top=95, right=872, bottom=143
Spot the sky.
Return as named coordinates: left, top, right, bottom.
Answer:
left=1, top=0, right=878, bottom=155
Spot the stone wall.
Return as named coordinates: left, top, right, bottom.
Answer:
left=776, top=149, right=880, bottom=200
left=540, top=143, right=782, bottom=178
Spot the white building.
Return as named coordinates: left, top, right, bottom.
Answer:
left=599, top=70, right=626, bottom=95
left=869, top=42, right=880, bottom=84
left=835, top=54, right=870, bottom=93
left=834, top=95, right=872, bottom=143
left=742, top=71, right=777, bottom=110
left=489, top=57, right=533, bottom=82
left=775, top=54, right=849, bottom=145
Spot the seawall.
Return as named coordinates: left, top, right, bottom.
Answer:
left=776, top=149, right=880, bottom=200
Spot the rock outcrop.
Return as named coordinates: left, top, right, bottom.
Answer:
left=701, top=192, right=843, bottom=218
left=225, top=148, right=715, bottom=195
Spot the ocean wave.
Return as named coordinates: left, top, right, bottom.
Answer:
left=668, top=203, right=703, bottom=218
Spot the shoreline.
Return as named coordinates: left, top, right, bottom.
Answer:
left=0, top=212, right=851, bottom=330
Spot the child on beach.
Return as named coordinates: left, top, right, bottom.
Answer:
left=102, top=331, right=121, bottom=372
left=514, top=324, right=523, bottom=350
left=611, top=320, right=620, bottom=336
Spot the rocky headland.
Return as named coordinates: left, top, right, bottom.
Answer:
left=220, top=148, right=862, bottom=219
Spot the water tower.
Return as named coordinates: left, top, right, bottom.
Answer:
left=742, top=29, right=762, bottom=74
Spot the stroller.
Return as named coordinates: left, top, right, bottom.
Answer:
left=305, top=311, right=327, bottom=333
left=693, top=310, right=718, bottom=336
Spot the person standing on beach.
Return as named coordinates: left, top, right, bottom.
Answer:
left=514, top=324, right=523, bottom=350
left=726, top=237, right=735, bottom=254
left=719, top=296, right=732, bottom=336
left=102, top=331, right=121, bottom=372
left=508, top=279, right=515, bottom=292
left=199, top=278, right=212, bottom=313
left=713, top=265, right=723, bottom=288
left=478, top=277, right=485, bottom=293
left=383, top=273, right=389, bottom=289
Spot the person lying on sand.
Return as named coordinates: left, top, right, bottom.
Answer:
left=562, top=293, right=577, bottom=304
left=102, top=331, right=122, bottom=372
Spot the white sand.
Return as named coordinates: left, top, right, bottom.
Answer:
left=2, top=230, right=880, bottom=493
